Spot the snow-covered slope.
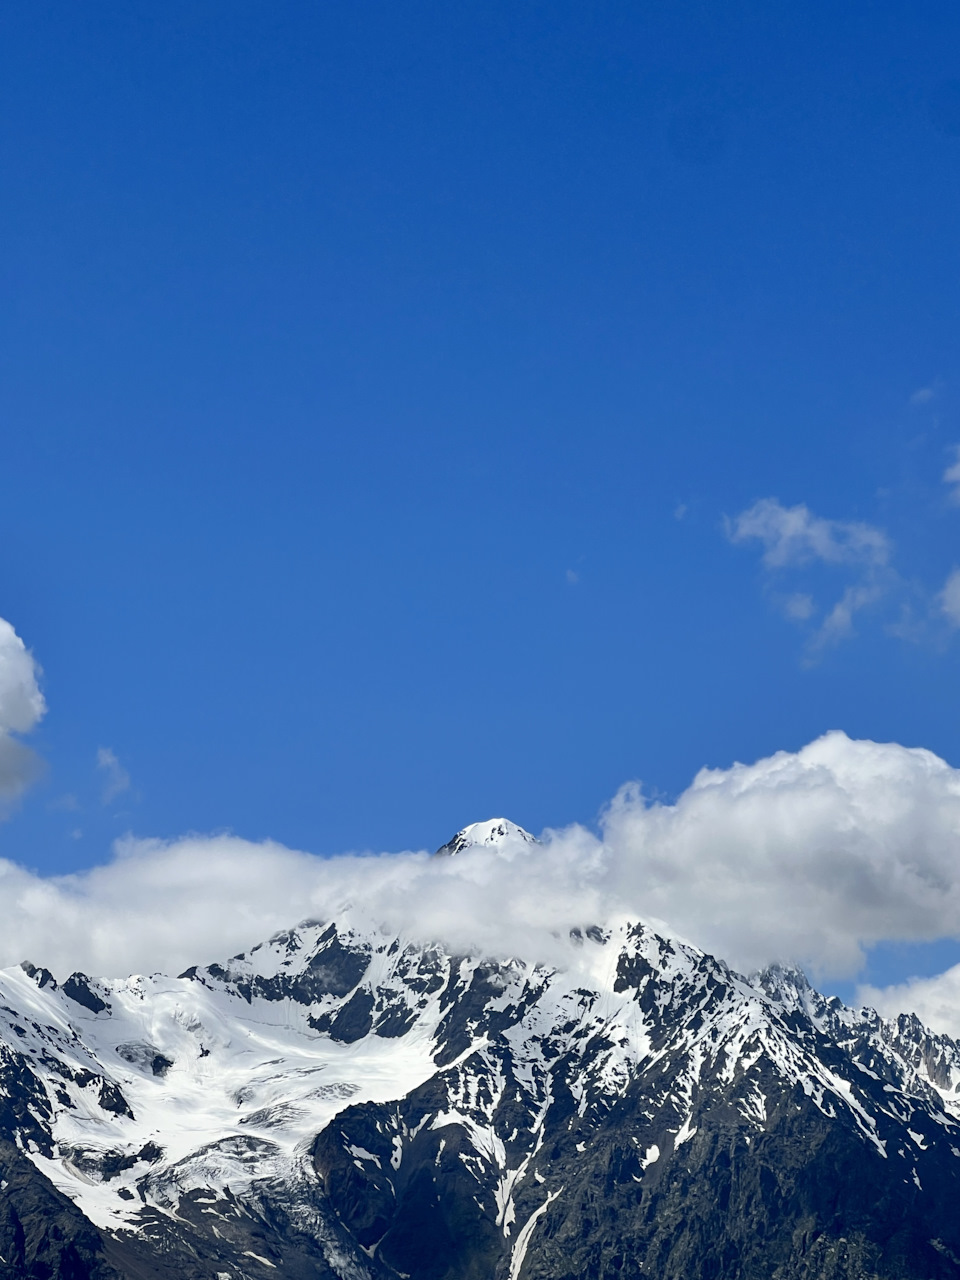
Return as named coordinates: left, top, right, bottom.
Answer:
left=434, top=818, right=537, bottom=856
left=1, top=825, right=960, bottom=1278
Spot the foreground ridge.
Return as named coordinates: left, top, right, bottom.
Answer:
left=0, top=909, right=959, bottom=1276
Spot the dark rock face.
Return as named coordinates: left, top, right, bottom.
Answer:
left=193, top=925, right=375, bottom=1006
left=313, top=935, right=960, bottom=1280
left=62, top=974, right=110, bottom=1015
left=2, top=918, right=960, bottom=1277
left=0, top=1137, right=122, bottom=1279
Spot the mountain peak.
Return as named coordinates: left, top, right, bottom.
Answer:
left=434, top=817, right=537, bottom=856
left=1, top=909, right=960, bottom=1278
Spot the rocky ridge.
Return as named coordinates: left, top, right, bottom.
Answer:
left=0, top=823, right=958, bottom=1277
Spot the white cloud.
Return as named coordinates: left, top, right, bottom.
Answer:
left=939, top=568, right=960, bottom=627
left=731, top=478, right=960, bottom=650
left=0, top=610, right=956, bottom=1015
left=782, top=593, right=814, bottom=621
left=728, top=499, right=893, bottom=652
left=0, top=620, right=45, bottom=733
left=97, top=747, right=130, bottom=804
left=728, top=498, right=889, bottom=570
left=596, top=731, right=960, bottom=980
left=859, top=968, right=960, bottom=1039
left=0, top=618, right=45, bottom=810
left=0, top=827, right=606, bottom=981
left=4, top=733, right=960, bottom=1002
left=944, top=446, right=960, bottom=505
left=811, top=583, right=884, bottom=649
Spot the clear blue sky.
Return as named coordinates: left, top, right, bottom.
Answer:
left=2, top=0, right=960, bottom=973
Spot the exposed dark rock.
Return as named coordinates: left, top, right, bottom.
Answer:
left=97, top=1081, right=134, bottom=1119
left=19, top=962, right=57, bottom=991
left=0, top=1136, right=122, bottom=1279
left=62, top=974, right=109, bottom=1015
left=4, top=913, right=960, bottom=1278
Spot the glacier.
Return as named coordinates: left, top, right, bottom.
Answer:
left=0, top=823, right=959, bottom=1278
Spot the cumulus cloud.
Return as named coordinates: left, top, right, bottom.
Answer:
left=6, top=732, right=960, bottom=1003
left=0, top=618, right=45, bottom=810
left=599, top=732, right=960, bottom=979
left=858, top=969, right=960, bottom=1038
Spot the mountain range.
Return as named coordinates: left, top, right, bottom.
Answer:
left=1, top=819, right=959, bottom=1279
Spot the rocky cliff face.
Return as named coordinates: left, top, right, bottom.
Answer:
left=0, top=827, right=959, bottom=1278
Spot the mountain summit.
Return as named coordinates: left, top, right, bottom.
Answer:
left=0, top=885, right=959, bottom=1277
left=434, top=816, right=537, bottom=856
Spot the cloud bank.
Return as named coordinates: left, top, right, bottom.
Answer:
left=598, top=730, right=960, bottom=995
left=0, top=612, right=957, bottom=1030
left=4, top=732, right=960, bottom=1036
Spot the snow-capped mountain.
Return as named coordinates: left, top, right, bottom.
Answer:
left=2, top=823, right=960, bottom=1278
left=434, top=818, right=538, bottom=857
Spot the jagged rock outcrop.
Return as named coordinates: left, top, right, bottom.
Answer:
left=0, top=824, right=957, bottom=1277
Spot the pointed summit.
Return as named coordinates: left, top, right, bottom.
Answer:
left=434, top=817, right=537, bottom=857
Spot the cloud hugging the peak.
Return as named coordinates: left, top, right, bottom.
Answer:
left=3, top=731, right=960, bottom=1036
left=1, top=613, right=960, bottom=1031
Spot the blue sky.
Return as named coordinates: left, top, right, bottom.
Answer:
left=3, top=2, right=960, bottom=995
